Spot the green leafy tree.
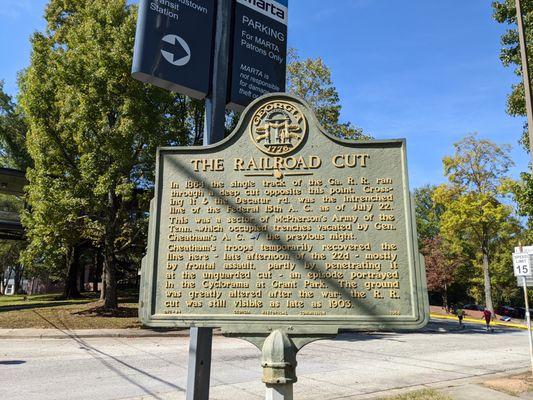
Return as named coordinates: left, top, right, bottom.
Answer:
left=493, top=1, right=533, bottom=127
left=413, top=185, right=444, bottom=247
left=19, top=0, right=190, bottom=307
left=493, top=1, right=533, bottom=230
left=433, top=134, right=516, bottom=312
left=287, top=49, right=369, bottom=140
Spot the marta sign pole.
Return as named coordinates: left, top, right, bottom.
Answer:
left=515, top=0, right=533, bottom=166
left=132, top=1, right=289, bottom=399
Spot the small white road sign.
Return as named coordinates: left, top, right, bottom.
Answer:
left=513, top=252, right=533, bottom=277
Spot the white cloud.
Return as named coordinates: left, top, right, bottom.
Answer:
left=0, top=0, right=32, bottom=19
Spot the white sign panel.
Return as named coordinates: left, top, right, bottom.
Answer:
left=513, top=252, right=533, bottom=277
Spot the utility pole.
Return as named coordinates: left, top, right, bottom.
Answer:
left=515, top=0, right=533, bottom=166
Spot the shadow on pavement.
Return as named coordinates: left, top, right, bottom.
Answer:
left=0, top=360, right=26, bottom=365
left=0, top=300, right=94, bottom=313
left=31, top=310, right=185, bottom=400
left=332, top=319, right=522, bottom=343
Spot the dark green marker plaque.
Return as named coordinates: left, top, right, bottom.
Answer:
left=140, top=94, right=429, bottom=335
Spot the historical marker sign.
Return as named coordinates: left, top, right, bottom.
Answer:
left=228, top=0, right=289, bottom=111
left=140, top=94, right=429, bottom=334
left=132, top=0, right=215, bottom=98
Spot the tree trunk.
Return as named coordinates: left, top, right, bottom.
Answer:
left=13, top=265, right=23, bottom=294
left=100, top=270, right=106, bottom=301
left=79, top=261, right=86, bottom=294
left=482, top=243, right=494, bottom=313
left=103, top=250, right=117, bottom=309
left=103, top=188, right=118, bottom=310
left=63, top=246, right=81, bottom=299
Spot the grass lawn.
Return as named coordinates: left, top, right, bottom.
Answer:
left=0, top=291, right=140, bottom=329
left=379, top=389, right=451, bottom=400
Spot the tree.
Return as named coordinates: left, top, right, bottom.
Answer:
left=422, top=236, right=462, bottom=310
left=19, top=0, right=189, bottom=308
left=493, top=1, right=533, bottom=128
left=287, top=49, right=369, bottom=140
left=493, top=1, right=533, bottom=229
left=433, top=134, right=515, bottom=313
left=17, top=1, right=369, bottom=307
left=413, top=185, right=444, bottom=247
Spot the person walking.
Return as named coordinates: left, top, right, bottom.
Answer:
left=456, top=305, right=464, bottom=329
left=482, top=307, right=493, bottom=332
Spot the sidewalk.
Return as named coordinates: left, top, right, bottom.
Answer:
left=430, top=309, right=530, bottom=331
left=117, top=381, right=533, bottom=400
left=0, top=317, right=521, bottom=339
left=0, top=327, right=193, bottom=339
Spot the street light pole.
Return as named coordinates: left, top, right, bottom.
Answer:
left=515, top=0, right=533, bottom=166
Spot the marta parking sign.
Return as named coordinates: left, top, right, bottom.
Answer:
left=228, top=0, right=289, bottom=110
left=132, top=0, right=215, bottom=99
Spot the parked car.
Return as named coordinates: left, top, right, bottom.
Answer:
left=496, top=306, right=524, bottom=319
left=463, top=304, right=484, bottom=311
left=516, top=307, right=533, bottom=319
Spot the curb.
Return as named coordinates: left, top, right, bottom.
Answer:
left=430, top=313, right=529, bottom=330
left=0, top=328, right=214, bottom=339
left=0, top=317, right=526, bottom=339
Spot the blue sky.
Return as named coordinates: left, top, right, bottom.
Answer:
left=0, top=0, right=529, bottom=188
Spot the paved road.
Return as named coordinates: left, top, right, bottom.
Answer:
left=0, top=320, right=530, bottom=400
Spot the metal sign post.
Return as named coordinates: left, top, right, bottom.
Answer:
left=513, top=249, right=533, bottom=377
left=515, top=0, right=533, bottom=165
left=522, top=276, right=533, bottom=378
left=132, top=1, right=294, bottom=399
left=187, top=0, right=233, bottom=398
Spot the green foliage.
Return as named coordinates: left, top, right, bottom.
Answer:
left=18, top=0, right=200, bottom=307
left=493, top=1, right=533, bottom=266
left=413, top=185, right=443, bottom=246
left=493, top=0, right=533, bottom=130
left=506, top=171, right=533, bottom=228
left=433, top=134, right=519, bottom=310
left=287, top=49, right=370, bottom=140
left=9, top=0, right=369, bottom=306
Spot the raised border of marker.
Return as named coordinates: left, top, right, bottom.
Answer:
left=139, top=93, right=429, bottom=335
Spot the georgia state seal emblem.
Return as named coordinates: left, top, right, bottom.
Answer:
left=250, top=101, right=307, bottom=156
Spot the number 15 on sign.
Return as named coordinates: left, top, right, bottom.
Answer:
left=513, top=253, right=533, bottom=277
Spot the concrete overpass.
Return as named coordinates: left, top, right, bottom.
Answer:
left=0, top=168, right=26, bottom=241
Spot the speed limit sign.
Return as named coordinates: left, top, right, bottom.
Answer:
left=513, top=253, right=533, bottom=277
